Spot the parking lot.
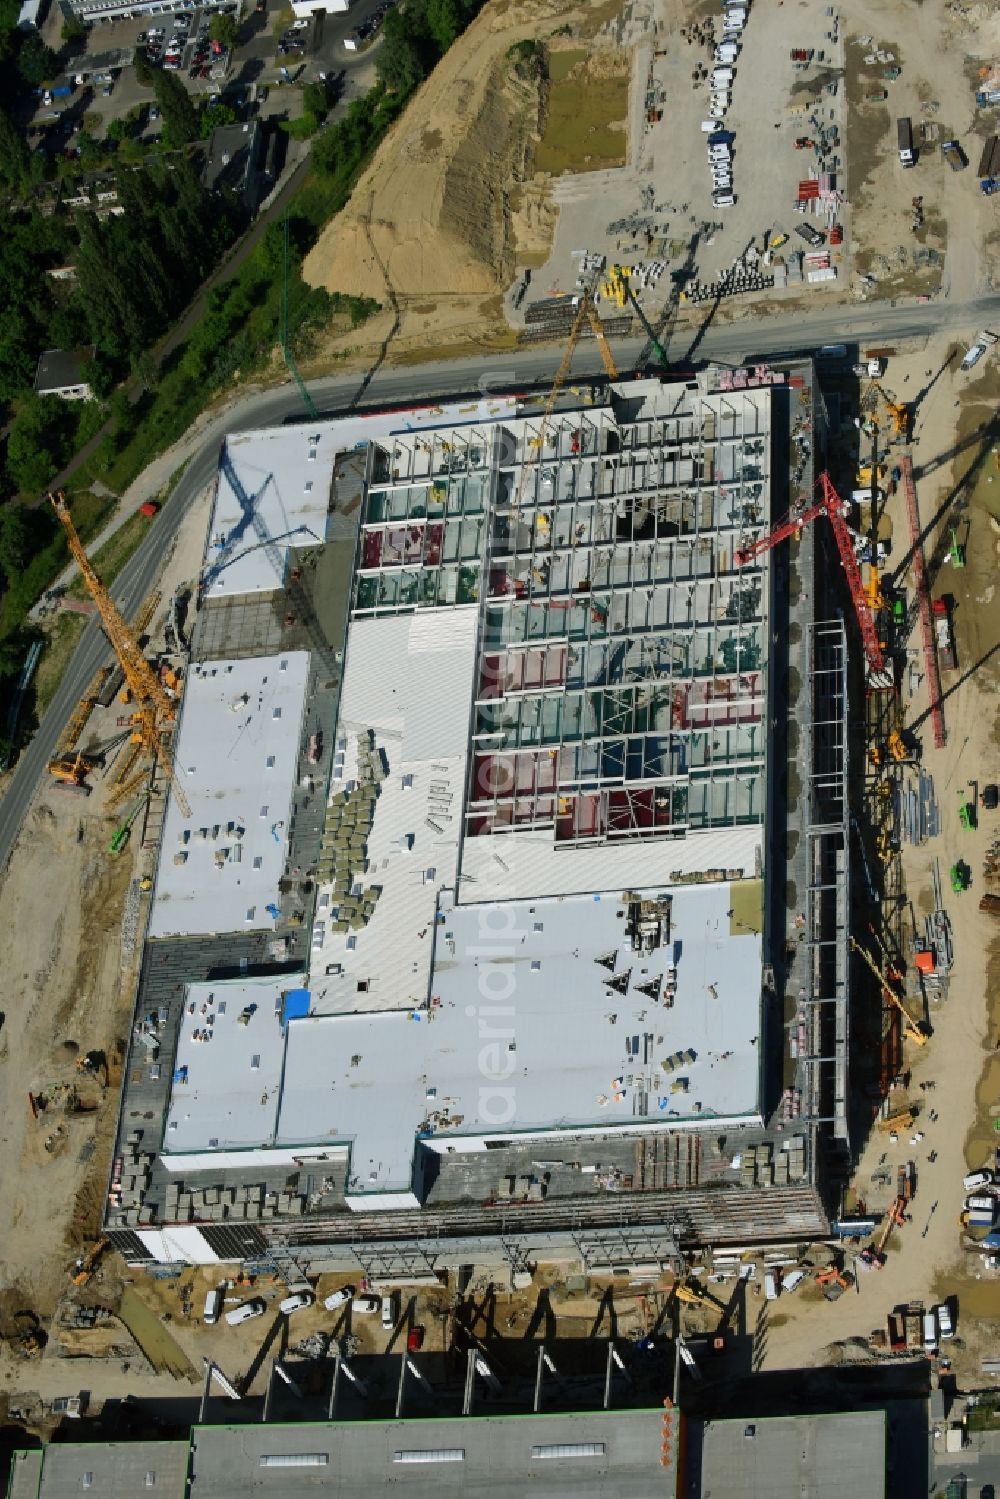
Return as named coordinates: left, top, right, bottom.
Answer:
left=30, top=0, right=387, bottom=146
left=522, top=0, right=850, bottom=320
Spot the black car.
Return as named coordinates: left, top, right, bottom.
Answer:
left=982, top=784, right=999, bottom=810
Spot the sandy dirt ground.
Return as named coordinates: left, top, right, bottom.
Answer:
left=303, top=0, right=630, bottom=361
left=302, top=0, right=998, bottom=372
left=760, top=337, right=1000, bottom=1377
left=0, top=486, right=215, bottom=1386
left=844, top=0, right=1000, bottom=301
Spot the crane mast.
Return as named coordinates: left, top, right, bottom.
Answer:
left=510, top=289, right=617, bottom=517
left=734, top=471, right=887, bottom=677
left=49, top=491, right=190, bottom=818
left=50, top=493, right=176, bottom=724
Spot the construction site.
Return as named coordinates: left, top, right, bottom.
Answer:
left=0, top=297, right=997, bottom=1431
left=0, top=0, right=998, bottom=1467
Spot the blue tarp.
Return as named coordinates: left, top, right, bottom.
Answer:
left=283, top=989, right=310, bottom=1025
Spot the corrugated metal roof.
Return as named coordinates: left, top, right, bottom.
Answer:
left=187, top=1409, right=675, bottom=1497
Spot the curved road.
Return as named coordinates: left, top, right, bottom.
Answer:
left=2, top=289, right=998, bottom=872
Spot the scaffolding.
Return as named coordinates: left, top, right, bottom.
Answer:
left=799, top=619, right=851, bottom=1142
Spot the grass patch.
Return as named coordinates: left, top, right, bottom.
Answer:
left=729, top=878, right=763, bottom=936
left=66, top=491, right=116, bottom=546
left=576, top=0, right=627, bottom=35
left=65, top=510, right=152, bottom=601
left=967, top=1395, right=1000, bottom=1433
left=534, top=50, right=628, bottom=175
left=32, top=614, right=86, bottom=720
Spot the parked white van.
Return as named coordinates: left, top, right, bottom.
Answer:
left=782, top=1268, right=807, bottom=1294
left=923, top=1310, right=938, bottom=1353
left=225, top=1298, right=265, bottom=1326
left=203, top=1286, right=223, bottom=1325
left=963, top=1169, right=993, bottom=1191
left=764, top=1271, right=778, bottom=1301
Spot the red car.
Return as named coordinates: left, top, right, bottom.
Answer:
left=406, top=1326, right=425, bottom=1352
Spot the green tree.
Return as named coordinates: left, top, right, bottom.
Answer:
left=16, top=32, right=57, bottom=87
left=5, top=395, right=75, bottom=494
left=79, top=354, right=113, bottom=399
left=152, top=69, right=199, bottom=147
left=133, top=49, right=153, bottom=86
left=0, top=308, right=40, bottom=403
left=209, top=12, right=238, bottom=49
left=0, top=107, right=29, bottom=192
left=76, top=131, right=104, bottom=170
left=61, top=13, right=88, bottom=42
left=106, top=117, right=131, bottom=143
left=302, top=80, right=328, bottom=119
left=199, top=101, right=237, bottom=138
left=426, top=0, right=463, bottom=52
left=283, top=111, right=319, bottom=139
left=376, top=12, right=426, bottom=93
left=0, top=503, right=35, bottom=578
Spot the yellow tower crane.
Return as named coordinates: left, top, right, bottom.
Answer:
left=511, top=290, right=618, bottom=518
left=48, top=493, right=191, bottom=819
left=849, top=936, right=926, bottom=1046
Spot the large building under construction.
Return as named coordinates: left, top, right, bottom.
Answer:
left=104, top=369, right=852, bottom=1279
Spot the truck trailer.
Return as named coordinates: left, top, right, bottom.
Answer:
left=897, top=117, right=915, bottom=166
left=932, top=598, right=956, bottom=671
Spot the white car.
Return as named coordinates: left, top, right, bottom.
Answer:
left=279, top=1289, right=315, bottom=1315
left=323, top=1285, right=356, bottom=1310
left=225, top=1298, right=265, bottom=1326
left=291, top=15, right=310, bottom=25
left=381, top=1292, right=398, bottom=1330
left=964, top=1170, right=993, bottom=1191
left=353, top=1294, right=381, bottom=1315
left=713, top=192, right=736, bottom=207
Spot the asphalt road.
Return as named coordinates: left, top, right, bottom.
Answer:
left=3, top=288, right=999, bottom=873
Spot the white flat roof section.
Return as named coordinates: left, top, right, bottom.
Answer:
left=283, top=882, right=763, bottom=1201
left=458, top=823, right=762, bottom=905
left=163, top=978, right=290, bottom=1152
left=203, top=428, right=336, bottom=600
left=308, top=609, right=478, bottom=1014
left=202, top=398, right=521, bottom=604
left=149, top=652, right=311, bottom=939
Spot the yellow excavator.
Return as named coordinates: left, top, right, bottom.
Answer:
left=47, top=665, right=114, bottom=788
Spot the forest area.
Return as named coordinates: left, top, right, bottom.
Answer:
left=0, top=0, right=483, bottom=758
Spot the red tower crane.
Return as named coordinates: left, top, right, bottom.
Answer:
left=734, top=471, right=886, bottom=678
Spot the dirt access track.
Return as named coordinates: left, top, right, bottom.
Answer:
left=304, top=0, right=999, bottom=372
left=303, top=0, right=630, bottom=361
left=0, top=487, right=214, bottom=1384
